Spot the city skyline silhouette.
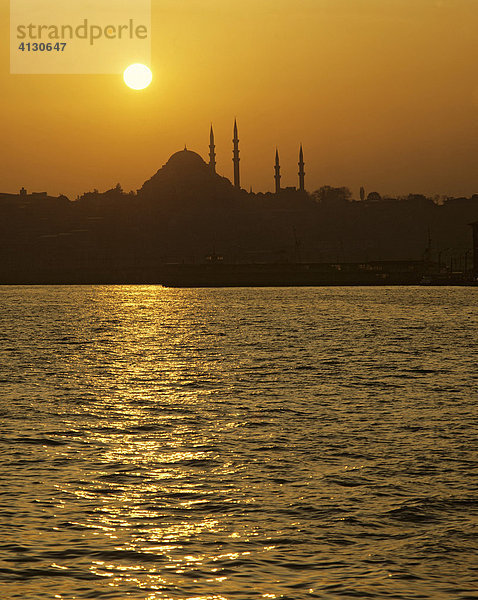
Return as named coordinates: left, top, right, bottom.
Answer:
left=3, top=1, right=478, bottom=200
left=1, top=122, right=477, bottom=285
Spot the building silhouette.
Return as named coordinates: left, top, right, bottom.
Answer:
left=205, top=120, right=306, bottom=193
left=274, top=149, right=281, bottom=194
left=298, top=145, right=305, bottom=192
left=209, top=125, right=216, bottom=174
left=233, top=119, right=240, bottom=189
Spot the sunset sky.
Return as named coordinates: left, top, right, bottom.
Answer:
left=2, top=0, right=478, bottom=199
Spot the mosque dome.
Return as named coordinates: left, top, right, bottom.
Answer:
left=165, top=148, right=206, bottom=170
left=138, top=146, right=225, bottom=198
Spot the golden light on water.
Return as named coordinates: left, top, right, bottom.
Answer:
left=123, top=64, right=153, bottom=90
left=2, top=286, right=477, bottom=598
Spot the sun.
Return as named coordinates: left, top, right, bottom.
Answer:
left=123, top=64, right=153, bottom=90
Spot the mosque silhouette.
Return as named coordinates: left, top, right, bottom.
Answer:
left=147, top=119, right=306, bottom=195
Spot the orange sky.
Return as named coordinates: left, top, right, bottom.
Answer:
left=2, top=0, right=478, bottom=199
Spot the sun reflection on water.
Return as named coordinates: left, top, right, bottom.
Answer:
left=2, top=286, right=478, bottom=598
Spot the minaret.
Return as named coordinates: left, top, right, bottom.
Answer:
left=298, top=144, right=305, bottom=192
left=209, top=124, right=216, bottom=173
left=274, top=148, right=281, bottom=194
left=233, top=119, right=240, bottom=189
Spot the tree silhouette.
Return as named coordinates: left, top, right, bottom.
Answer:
left=312, top=186, right=352, bottom=204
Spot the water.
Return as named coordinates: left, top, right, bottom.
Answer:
left=0, top=286, right=477, bottom=600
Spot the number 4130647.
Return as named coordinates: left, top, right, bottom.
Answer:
left=18, top=42, right=67, bottom=52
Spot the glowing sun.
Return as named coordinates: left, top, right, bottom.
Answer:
left=123, top=64, right=152, bottom=90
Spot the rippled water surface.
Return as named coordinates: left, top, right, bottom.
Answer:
left=0, top=286, right=477, bottom=600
